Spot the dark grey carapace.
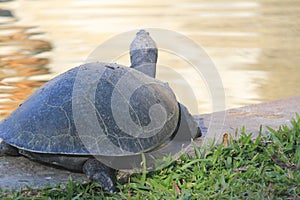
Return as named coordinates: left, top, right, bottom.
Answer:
left=0, top=30, right=201, bottom=193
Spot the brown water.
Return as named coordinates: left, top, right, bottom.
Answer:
left=0, top=0, right=299, bottom=120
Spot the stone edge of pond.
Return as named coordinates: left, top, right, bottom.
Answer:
left=0, top=94, right=299, bottom=191
left=193, top=94, right=300, bottom=147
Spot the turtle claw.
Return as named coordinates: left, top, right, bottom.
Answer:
left=83, top=159, right=117, bottom=193
left=92, top=172, right=117, bottom=193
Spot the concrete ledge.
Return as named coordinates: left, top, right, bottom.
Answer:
left=0, top=156, right=86, bottom=190
left=196, top=95, right=300, bottom=141
left=0, top=95, right=299, bottom=190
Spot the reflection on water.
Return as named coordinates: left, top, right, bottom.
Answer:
left=0, top=0, right=299, bottom=120
left=0, top=3, right=52, bottom=118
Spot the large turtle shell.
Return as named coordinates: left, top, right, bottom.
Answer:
left=0, top=62, right=179, bottom=156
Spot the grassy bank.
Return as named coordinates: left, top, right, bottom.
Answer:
left=1, top=115, right=299, bottom=199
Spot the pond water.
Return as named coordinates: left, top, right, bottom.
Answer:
left=0, top=0, right=299, bottom=120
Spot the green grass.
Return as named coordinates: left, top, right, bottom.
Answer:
left=1, top=114, right=299, bottom=199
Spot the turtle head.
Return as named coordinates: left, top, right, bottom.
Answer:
left=130, top=29, right=158, bottom=78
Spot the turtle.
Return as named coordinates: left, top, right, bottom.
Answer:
left=0, top=30, right=201, bottom=193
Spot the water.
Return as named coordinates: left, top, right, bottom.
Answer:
left=0, top=0, right=299, bottom=120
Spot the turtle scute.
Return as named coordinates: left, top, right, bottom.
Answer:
left=0, top=62, right=179, bottom=156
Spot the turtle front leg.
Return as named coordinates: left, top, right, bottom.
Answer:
left=0, top=141, right=19, bottom=156
left=83, top=158, right=117, bottom=193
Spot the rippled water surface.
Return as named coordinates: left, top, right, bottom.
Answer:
left=0, top=0, right=299, bottom=119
